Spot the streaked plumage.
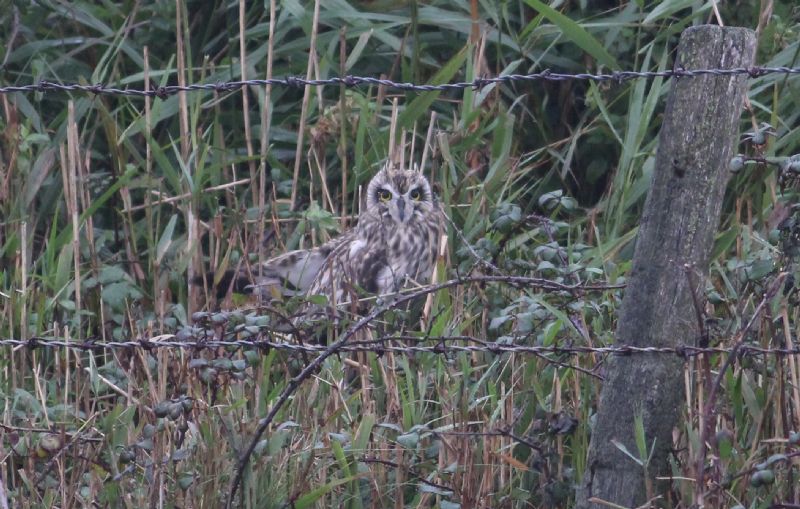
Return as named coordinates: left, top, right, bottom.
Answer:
left=234, top=161, right=445, bottom=320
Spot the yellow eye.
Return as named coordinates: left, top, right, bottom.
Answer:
left=378, top=189, right=392, bottom=202
left=410, top=189, right=421, bottom=201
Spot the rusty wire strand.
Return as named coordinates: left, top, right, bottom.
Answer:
left=2, top=336, right=798, bottom=357
left=0, top=66, right=797, bottom=98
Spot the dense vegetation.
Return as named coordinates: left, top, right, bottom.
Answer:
left=1, top=1, right=799, bottom=507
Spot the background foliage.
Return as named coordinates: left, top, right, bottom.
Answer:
left=1, top=0, right=799, bottom=507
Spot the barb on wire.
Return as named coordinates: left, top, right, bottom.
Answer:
left=1, top=67, right=797, bottom=98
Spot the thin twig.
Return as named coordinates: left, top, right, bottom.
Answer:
left=359, top=457, right=453, bottom=493
left=694, top=272, right=788, bottom=504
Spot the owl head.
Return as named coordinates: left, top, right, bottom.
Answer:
left=366, top=162, right=435, bottom=225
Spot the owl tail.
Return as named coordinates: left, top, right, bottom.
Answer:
left=193, top=269, right=253, bottom=300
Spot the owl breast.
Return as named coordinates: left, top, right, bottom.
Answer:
left=304, top=218, right=437, bottom=309
left=366, top=216, right=439, bottom=295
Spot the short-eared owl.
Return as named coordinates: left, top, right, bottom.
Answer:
left=227, top=161, right=445, bottom=318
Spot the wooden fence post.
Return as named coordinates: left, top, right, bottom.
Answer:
left=576, top=25, right=756, bottom=508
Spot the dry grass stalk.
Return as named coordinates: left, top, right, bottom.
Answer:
left=290, top=0, right=321, bottom=211
left=257, top=0, right=277, bottom=277
left=239, top=0, right=257, bottom=206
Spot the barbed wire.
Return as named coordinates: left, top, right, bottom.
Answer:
left=1, top=66, right=798, bottom=98
left=2, top=335, right=799, bottom=358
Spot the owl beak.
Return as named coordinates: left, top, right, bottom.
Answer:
left=396, top=198, right=406, bottom=222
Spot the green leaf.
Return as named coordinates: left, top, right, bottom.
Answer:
left=633, top=412, right=648, bottom=463
left=746, top=258, right=774, bottom=281
left=397, top=431, right=420, bottom=449
left=398, top=46, right=468, bottom=129
left=353, top=414, right=375, bottom=454
left=541, top=319, right=562, bottom=347
left=345, top=30, right=373, bottom=71
left=294, top=475, right=363, bottom=509
left=643, top=0, right=697, bottom=24
left=610, top=439, right=643, bottom=466
left=750, top=469, right=775, bottom=487
left=715, top=428, right=733, bottom=460
left=304, top=202, right=340, bottom=232
left=521, top=0, right=618, bottom=69
left=101, top=281, right=143, bottom=310
left=489, top=315, right=512, bottom=331
left=156, top=214, right=178, bottom=265
left=307, top=294, right=329, bottom=307
left=98, top=266, right=127, bottom=285
left=419, top=483, right=453, bottom=496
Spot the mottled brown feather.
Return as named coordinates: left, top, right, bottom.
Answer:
left=231, top=161, right=445, bottom=321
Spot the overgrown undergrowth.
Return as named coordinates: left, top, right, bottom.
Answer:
left=1, top=1, right=799, bottom=507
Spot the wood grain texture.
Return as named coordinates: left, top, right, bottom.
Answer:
left=577, top=25, right=756, bottom=508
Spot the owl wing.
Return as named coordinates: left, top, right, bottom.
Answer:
left=305, top=217, right=378, bottom=305
left=248, top=230, right=355, bottom=298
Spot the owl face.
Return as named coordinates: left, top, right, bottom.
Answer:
left=366, top=166, right=434, bottom=225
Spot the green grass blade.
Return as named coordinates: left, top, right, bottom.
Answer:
left=522, top=0, right=618, bottom=69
